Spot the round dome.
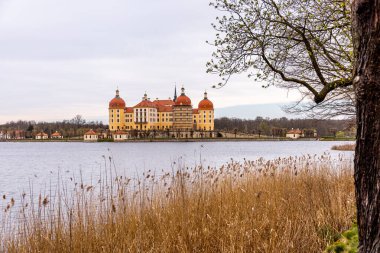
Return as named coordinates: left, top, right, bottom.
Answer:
left=198, top=99, right=214, bottom=110
left=175, top=95, right=191, bottom=106
left=109, top=89, right=126, bottom=109
left=109, top=97, right=125, bottom=108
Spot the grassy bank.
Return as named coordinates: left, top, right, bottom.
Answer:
left=320, top=137, right=356, bottom=141
left=1, top=156, right=355, bottom=252
left=1, top=137, right=354, bottom=143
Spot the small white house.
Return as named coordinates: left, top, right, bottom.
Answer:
left=0, top=131, right=11, bottom=140
left=51, top=131, right=63, bottom=139
left=113, top=130, right=129, bottom=141
left=286, top=129, right=303, bottom=139
left=35, top=132, right=49, bottom=140
left=84, top=129, right=98, bottom=142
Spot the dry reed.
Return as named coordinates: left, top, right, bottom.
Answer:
left=1, top=155, right=355, bottom=252
left=331, top=144, right=355, bottom=151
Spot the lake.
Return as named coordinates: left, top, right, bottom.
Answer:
left=0, top=141, right=354, bottom=197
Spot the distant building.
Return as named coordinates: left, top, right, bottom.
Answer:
left=35, top=132, right=48, bottom=140
left=108, top=87, right=215, bottom=134
left=84, top=129, right=98, bottom=142
left=0, top=130, right=25, bottom=140
left=51, top=131, right=63, bottom=139
left=13, top=130, right=26, bottom=139
left=0, top=131, right=11, bottom=140
left=286, top=129, right=303, bottom=139
left=303, top=129, right=318, bottom=138
left=113, top=130, right=129, bottom=141
left=97, top=131, right=108, bottom=140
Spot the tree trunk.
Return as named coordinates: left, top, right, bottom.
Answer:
left=352, top=1, right=380, bottom=252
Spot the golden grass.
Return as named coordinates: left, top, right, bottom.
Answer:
left=1, top=155, right=355, bottom=252
left=331, top=144, right=355, bottom=151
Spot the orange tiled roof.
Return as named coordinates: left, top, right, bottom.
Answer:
left=109, top=97, right=126, bottom=109
left=114, top=130, right=128, bottom=134
left=153, top=99, right=175, bottom=107
left=287, top=129, right=303, bottom=134
left=85, top=129, right=97, bottom=135
left=124, top=107, right=133, bottom=113
left=175, top=94, right=191, bottom=106
left=198, top=99, right=214, bottom=110
left=134, top=100, right=157, bottom=108
left=36, top=132, right=48, bottom=136
left=192, top=109, right=199, bottom=114
left=157, top=105, right=173, bottom=112
left=51, top=131, right=61, bottom=137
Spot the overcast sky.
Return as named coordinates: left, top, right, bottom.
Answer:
left=0, top=0, right=302, bottom=124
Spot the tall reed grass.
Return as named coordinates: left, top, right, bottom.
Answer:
left=331, top=144, right=355, bottom=151
left=1, top=155, right=355, bottom=252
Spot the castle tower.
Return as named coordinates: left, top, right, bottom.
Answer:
left=197, top=91, right=214, bottom=131
left=108, top=88, right=126, bottom=131
left=173, top=87, right=193, bottom=130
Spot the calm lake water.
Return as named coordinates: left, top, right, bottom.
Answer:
left=0, top=141, right=354, bottom=197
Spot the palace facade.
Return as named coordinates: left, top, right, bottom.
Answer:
left=108, top=87, right=214, bottom=133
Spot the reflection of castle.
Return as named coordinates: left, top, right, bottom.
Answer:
left=108, top=87, right=214, bottom=134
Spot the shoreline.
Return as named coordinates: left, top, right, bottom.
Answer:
left=0, top=137, right=355, bottom=143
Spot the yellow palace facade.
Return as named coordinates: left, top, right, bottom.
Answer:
left=108, top=87, right=215, bottom=134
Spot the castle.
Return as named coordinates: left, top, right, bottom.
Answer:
left=108, top=87, right=215, bottom=139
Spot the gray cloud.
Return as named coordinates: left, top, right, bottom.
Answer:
left=0, top=0, right=301, bottom=124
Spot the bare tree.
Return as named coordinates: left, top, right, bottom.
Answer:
left=208, top=0, right=354, bottom=118
left=209, top=0, right=380, bottom=250
left=351, top=1, right=380, bottom=251
left=71, top=115, right=86, bottom=126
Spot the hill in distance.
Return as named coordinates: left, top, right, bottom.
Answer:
left=215, top=103, right=305, bottom=119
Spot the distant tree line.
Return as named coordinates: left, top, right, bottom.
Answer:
left=215, top=117, right=355, bottom=137
left=1, top=115, right=355, bottom=139
left=0, top=115, right=107, bottom=138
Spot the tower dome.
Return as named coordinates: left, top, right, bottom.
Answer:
left=109, top=89, right=126, bottom=109
left=198, top=91, right=213, bottom=110
left=175, top=87, right=191, bottom=106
